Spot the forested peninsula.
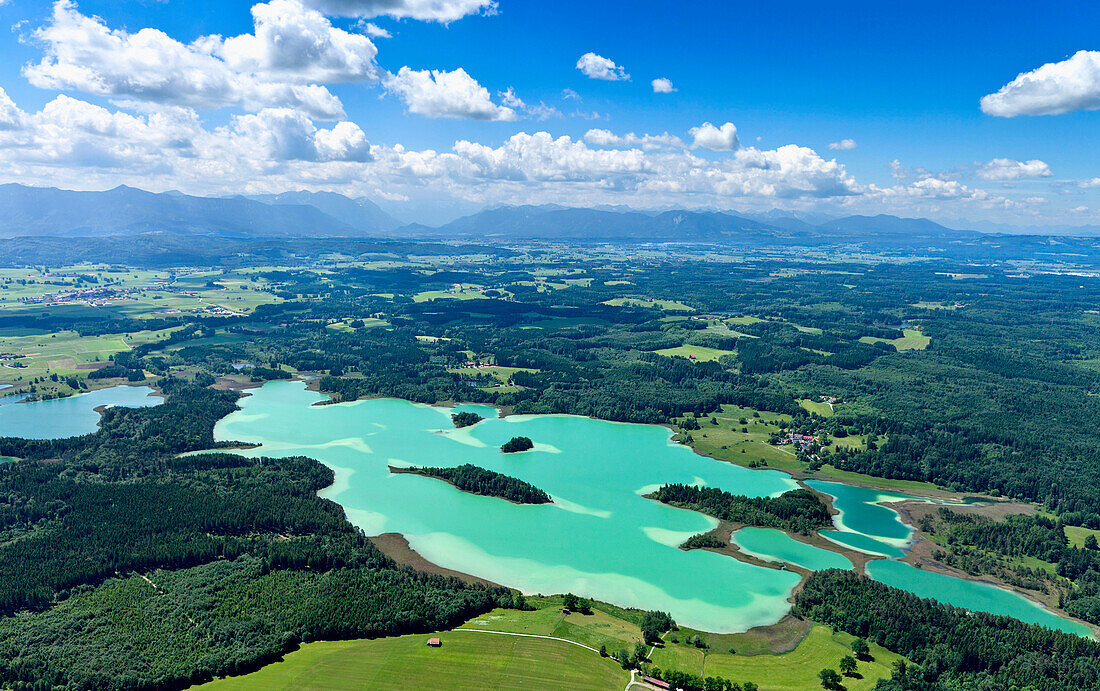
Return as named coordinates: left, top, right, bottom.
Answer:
left=392, top=464, right=552, bottom=505
left=650, top=485, right=832, bottom=535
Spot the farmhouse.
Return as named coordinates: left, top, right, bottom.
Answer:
left=786, top=433, right=820, bottom=451
left=427, top=638, right=442, bottom=647
left=643, top=676, right=671, bottom=689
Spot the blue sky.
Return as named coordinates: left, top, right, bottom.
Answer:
left=0, top=0, right=1098, bottom=226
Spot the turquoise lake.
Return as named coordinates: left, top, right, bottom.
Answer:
left=0, top=385, right=161, bottom=439
left=867, top=560, right=1093, bottom=636
left=212, top=381, right=803, bottom=633
left=204, top=380, right=1090, bottom=636
left=731, top=527, right=852, bottom=571
left=807, top=479, right=1091, bottom=636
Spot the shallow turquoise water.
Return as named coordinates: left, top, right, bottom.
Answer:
left=206, top=381, right=1090, bottom=636
left=807, top=479, right=1090, bottom=635
left=211, top=381, right=802, bottom=633
left=732, top=527, right=852, bottom=571
left=867, top=560, right=1092, bottom=636
left=0, top=385, right=161, bottom=439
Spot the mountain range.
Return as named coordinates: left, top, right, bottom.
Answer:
left=1, top=183, right=1097, bottom=244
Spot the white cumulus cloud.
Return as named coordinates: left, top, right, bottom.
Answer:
left=651, top=78, right=676, bottom=93
left=576, top=52, right=629, bottom=81
left=23, top=0, right=378, bottom=119
left=385, top=67, right=515, bottom=120
left=202, top=0, right=381, bottom=84
left=227, top=108, right=372, bottom=162
left=357, top=21, right=391, bottom=38
left=828, top=139, right=857, bottom=151
left=583, top=128, right=683, bottom=150
left=303, top=0, right=496, bottom=21
left=689, top=121, right=739, bottom=151
left=975, top=158, right=1053, bottom=181
left=981, top=50, right=1100, bottom=117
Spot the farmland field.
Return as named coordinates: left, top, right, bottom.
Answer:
left=195, top=625, right=629, bottom=690
left=651, top=625, right=902, bottom=691
left=654, top=344, right=736, bottom=362
left=859, top=328, right=930, bottom=351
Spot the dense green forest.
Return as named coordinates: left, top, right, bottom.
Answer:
left=0, top=380, right=512, bottom=687
left=796, top=569, right=1100, bottom=691
left=393, top=464, right=551, bottom=504
left=3, top=245, right=1100, bottom=687
left=650, top=485, right=832, bottom=534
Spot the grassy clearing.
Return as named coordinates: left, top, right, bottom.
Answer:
left=1066, top=525, right=1100, bottom=549
left=912, top=301, right=959, bottom=310
left=601, top=297, right=693, bottom=311
left=726, top=316, right=765, bottom=325
left=935, top=273, right=988, bottom=280
left=654, top=345, right=736, bottom=362
left=684, top=405, right=936, bottom=492
left=448, top=366, right=538, bottom=383
left=412, top=287, right=488, bottom=303
left=860, top=328, right=930, bottom=351
left=324, top=318, right=388, bottom=332
left=195, top=597, right=901, bottom=691
left=798, top=399, right=834, bottom=417
left=652, top=625, right=902, bottom=691
left=195, top=629, right=628, bottom=690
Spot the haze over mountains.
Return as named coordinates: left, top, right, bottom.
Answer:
left=0, top=183, right=1097, bottom=244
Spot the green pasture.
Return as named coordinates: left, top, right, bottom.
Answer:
left=601, top=297, right=693, bottom=311
left=654, top=345, right=736, bottom=362
left=651, top=625, right=902, bottom=691
left=859, top=328, right=930, bottom=351
left=196, top=628, right=627, bottom=691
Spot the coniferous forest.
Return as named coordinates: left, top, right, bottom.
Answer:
left=1, top=240, right=1100, bottom=688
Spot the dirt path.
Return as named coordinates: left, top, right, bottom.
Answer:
left=452, top=627, right=600, bottom=653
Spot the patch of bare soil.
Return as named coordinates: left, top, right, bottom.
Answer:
left=368, top=532, right=503, bottom=588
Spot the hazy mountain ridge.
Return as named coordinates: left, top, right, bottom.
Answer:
left=3, top=184, right=1099, bottom=244
left=245, top=190, right=401, bottom=233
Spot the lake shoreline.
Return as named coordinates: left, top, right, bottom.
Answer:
left=367, top=532, right=504, bottom=589
left=225, top=380, right=1093, bottom=638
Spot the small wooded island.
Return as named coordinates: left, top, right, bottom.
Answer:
left=650, top=485, right=832, bottom=535
left=451, top=411, right=484, bottom=428
left=501, top=436, right=534, bottom=453
left=391, top=464, right=551, bottom=504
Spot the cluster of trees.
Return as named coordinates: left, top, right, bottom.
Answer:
left=795, top=569, right=1100, bottom=690
left=561, top=592, right=592, bottom=613
left=396, top=464, right=551, bottom=504
left=640, top=609, right=676, bottom=644
left=501, top=436, right=534, bottom=453
left=646, top=668, right=758, bottom=691
left=451, top=411, right=484, bottom=428
left=650, top=485, right=832, bottom=534
left=681, top=533, right=727, bottom=550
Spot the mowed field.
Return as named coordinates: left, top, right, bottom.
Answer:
left=195, top=627, right=628, bottom=691
left=601, top=297, right=693, bottom=311
left=193, top=597, right=903, bottom=690
left=651, top=625, right=902, bottom=691
left=1066, top=525, right=1100, bottom=549
left=859, top=328, right=931, bottom=351
left=654, top=344, right=736, bottom=362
